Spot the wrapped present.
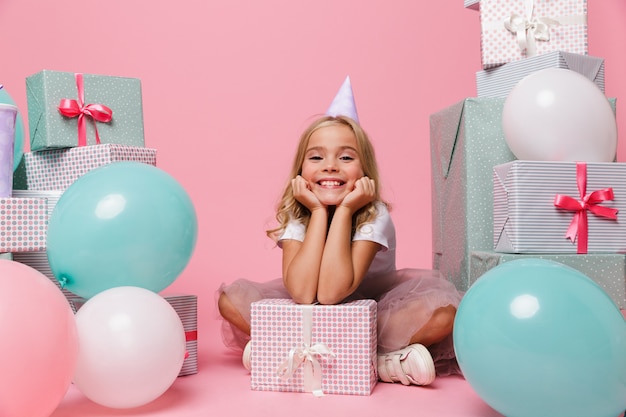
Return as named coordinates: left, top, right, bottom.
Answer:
left=0, top=197, right=49, bottom=252
left=476, top=51, right=604, bottom=97
left=479, top=0, right=587, bottom=69
left=26, top=70, right=145, bottom=151
left=493, top=160, right=626, bottom=254
left=465, top=0, right=479, bottom=10
left=22, top=143, right=156, bottom=190
left=0, top=104, right=18, bottom=197
left=67, top=293, right=198, bottom=377
left=250, top=299, right=377, bottom=396
left=469, top=251, right=626, bottom=309
left=430, top=98, right=516, bottom=291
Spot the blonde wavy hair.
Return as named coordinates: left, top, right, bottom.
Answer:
left=267, top=115, right=388, bottom=241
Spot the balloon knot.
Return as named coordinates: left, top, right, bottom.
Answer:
left=58, top=276, right=67, bottom=289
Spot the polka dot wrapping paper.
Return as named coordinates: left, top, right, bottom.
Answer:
left=430, top=98, right=517, bottom=292
left=469, top=251, right=626, bottom=309
left=21, top=144, right=156, bottom=191
left=479, top=0, right=588, bottom=69
left=0, top=197, right=48, bottom=252
left=250, top=299, right=378, bottom=396
left=26, top=70, right=145, bottom=151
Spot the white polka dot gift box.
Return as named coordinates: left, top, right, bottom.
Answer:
left=26, top=70, right=145, bottom=151
left=250, top=299, right=377, bottom=396
left=479, top=0, right=588, bottom=69
left=0, top=197, right=49, bottom=252
left=430, top=98, right=517, bottom=292
left=20, top=143, right=156, bottom=191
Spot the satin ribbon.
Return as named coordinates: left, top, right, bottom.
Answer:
left=277, top=304, right=335, bottom=397
left=503, top=0, right=561, bottom=57
left=57, top=73, right=113, bottom=146
left=554, top=162, right=618, bottom=254
left=185, top=330, right=198, bottom=342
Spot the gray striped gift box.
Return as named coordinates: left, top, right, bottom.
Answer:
left=476, top=51, right=604, bottom=98
left=13, top=250, right=76, bottom=299
left=68, top=294, right=198, bottom=377
left=493, top=160, right=626, bottom=253
left=464, top=0, right=479, bottom=10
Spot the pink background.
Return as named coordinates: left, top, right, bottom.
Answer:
left=0, top=1, right=625, bottom=415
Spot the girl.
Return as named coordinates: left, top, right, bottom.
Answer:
left=218, top=80, right=462, bottom=386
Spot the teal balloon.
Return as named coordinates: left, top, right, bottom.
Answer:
left=47, top=162, right=198, bottom=298
left=0, top=87, right=25, bottom=171
left=453, top=258, right=626, bottom=417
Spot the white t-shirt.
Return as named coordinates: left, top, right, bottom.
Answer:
left=277, top=202, right=397, bottom=279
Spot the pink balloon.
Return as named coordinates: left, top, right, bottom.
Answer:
left=502, top=68, right=617, bottom=162
left=0, top=259, right=78, bottom=417
left=73, top=286, right=186, bottom=409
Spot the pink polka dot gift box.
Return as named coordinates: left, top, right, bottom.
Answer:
left=0, top=197, right=48, bottom=252
left=479, top=0, right=588, bottom=69
left=250, top=298, right=378, bottom=396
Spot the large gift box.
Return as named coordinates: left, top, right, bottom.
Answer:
left=476, top=51, right=604, bottom=97
left=67, top=294, right=198, bottom=377
left=26, top=70, right=145, bottom=151
left=20, top=144, right=156, bottom=190
left=0, top=197, right=49, bottom=252
left=493, top=160, right=626, bottom=254
left=250, top=299, right=377, bottom=396
left=430, top=98, right=516, bottom=291
left=469, top=251, right=626, bottom=309
left=479, top=0, right=587, bottom=69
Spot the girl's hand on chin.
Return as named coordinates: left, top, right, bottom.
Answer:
left=292, top=175, right=325, bottom=211
left=340, top=176, right=375, bottom=213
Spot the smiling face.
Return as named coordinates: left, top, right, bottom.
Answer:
left=300, top=123, right=364, bottom=206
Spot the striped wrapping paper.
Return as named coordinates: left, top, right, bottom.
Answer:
left=464, top=0, right=479, bottom=10
left=476, top=51, right=604, bottom=98
left=68, top=294, right=198, bottom=377
left=479, top=0, right=587, bottom=69
left=493, top=160, right=626, bottom=253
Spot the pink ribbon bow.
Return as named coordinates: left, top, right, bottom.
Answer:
left=57, top=73, right=113, bottom=146
left=553, top=162, right=618, bottom=254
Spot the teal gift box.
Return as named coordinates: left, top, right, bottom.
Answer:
left=26, top=70, right=145, bottom=151
left=430, top=98, right=516, bottom=291
left=469, top=251, right=626, bottom=309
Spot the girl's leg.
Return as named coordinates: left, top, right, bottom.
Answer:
left=408, top=305, right=456, bottom=347
left=218, top=292, right=250, bottom=336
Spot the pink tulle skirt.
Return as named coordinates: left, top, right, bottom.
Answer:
left=217, top=268, right=463, bottom=376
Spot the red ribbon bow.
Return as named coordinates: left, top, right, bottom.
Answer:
left=57, top=73, right=113, bottom=146
left=553, top=162, right=618, bottom=254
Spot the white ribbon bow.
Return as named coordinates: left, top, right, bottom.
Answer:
left=276, top=305, right=336, bottom=397
left=503, top=0, right=560, bottom=57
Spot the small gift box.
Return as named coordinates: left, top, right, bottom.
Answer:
left=479, top=0, right=588, bottom=69
left=493, top=160, right=626, bottom=254
left=22, top=143, right=156, bottom=191
left=469, top=251, right=626, bottom=309
left=250, top=299, right=377, bottom=396
left=476, top=51, right=604, bottom=97
left=0, top=197, right=49, bottom=252
left=67, top=293, right=198, bottom=377
left=26, top=70, right=145, bottom=151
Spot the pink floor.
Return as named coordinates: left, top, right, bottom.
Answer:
left=49, top=311, right=626, bottom=417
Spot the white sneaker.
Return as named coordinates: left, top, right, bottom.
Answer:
left=377, top=344, right=436, bottom=386
left=242, top=341, right=251, bottom=371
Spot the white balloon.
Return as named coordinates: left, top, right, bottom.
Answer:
left=73, top=286, right=186, bottom=409
left=502, top=68, right=617, bottom=162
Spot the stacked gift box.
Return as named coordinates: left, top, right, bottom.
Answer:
left=430, top=0, right=626, bottom=310
left=1, top=69, right=198, bottom=375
